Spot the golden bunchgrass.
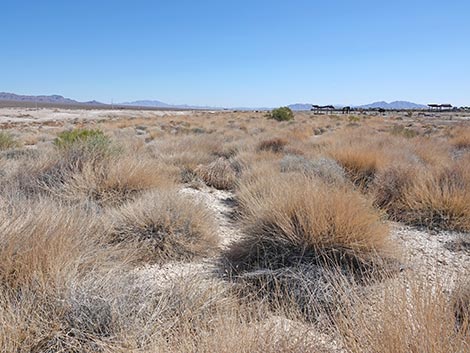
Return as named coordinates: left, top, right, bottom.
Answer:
left=228, top=173, right=393, bottom=272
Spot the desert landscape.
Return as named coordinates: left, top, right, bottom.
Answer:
left=0, top=106, right=469, bottom=352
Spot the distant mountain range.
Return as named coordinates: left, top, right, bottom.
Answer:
left=287, top=101, right=428, bottom=111
left=0, top=92, right=105, bottom=105
left=0, top=92, right=430, bottom=111
left=357, top=101, right=428, bottom=110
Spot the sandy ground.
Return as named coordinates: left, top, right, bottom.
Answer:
left=0, top=107, right=192, bottom=125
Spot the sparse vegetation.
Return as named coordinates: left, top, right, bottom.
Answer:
left=1, top=108, right=469, bottom=352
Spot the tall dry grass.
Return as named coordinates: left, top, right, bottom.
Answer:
left=336, top=276, right=470, bottom=353
left=373, top=159, right=470, bottom=231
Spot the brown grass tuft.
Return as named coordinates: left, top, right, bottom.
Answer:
left=337, top=277, right=470, bottom=353
left=257, top=137, right=288, bottom=153
left=194, top=157, right=238, bottom=190
left=450, top=126, right=470, bottom=149
left=379, top=161, right=470, bottom=231
left=108, top=190, right=218, bottom=263
left=0, top=199, right=107, bottom=291
left=329, top=144, right=385, bottom=188
left=227, top=174, right=392, bottom=273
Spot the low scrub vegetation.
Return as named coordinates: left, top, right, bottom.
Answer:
left=0, top=109, right=469, bottom=352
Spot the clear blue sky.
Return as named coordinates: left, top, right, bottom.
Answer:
left=1, top=1, right=469, bottom=107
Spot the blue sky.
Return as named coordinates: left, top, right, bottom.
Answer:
left=1, top=1, right=469, bottom=107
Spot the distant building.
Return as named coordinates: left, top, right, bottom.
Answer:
left=428, top=104, right=453, bottom=111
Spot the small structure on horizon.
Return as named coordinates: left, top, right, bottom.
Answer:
left=311, top=104, right=336, bottom=114
left=428, top=103, right=453, bottom=111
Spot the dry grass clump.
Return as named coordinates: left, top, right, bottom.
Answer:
left=372, top=164, right=418, bottom=212
left=337, top=277, right=469, bottom=353
left=375, top=161, right=470, bottom=231
left=257, top=137, right=288, bottom=153
left=108, top=190, right=218, bottom=263
left=329, top=145, right=386, bottom=188
left=6, top=144, right=176, bottom=207
left=0, top=198, right=107, bottom=291
left=150, top=134, right=232, bottom=170
left=61, top=155, right=176, bottom=206
left=228, top=174, right=392, bottom=273
left=450, top=126, right=470, bottom=149
left=194, top=157, right=239, bottom=190
left=280, top=155, right=347, bottom=184
left=410, top=136, right=452, bottom=167
left=452, top=282, right=470, bottom=330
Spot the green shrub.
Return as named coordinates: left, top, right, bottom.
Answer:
left=54, top=129, right=110, bottom=149
left=267, top=107, right=294, bottom=122
left=348, top=116, right=360, bottom=123
left=389, top=125, right=419, bottom=138
left=0, top=132, right=18, bottom=151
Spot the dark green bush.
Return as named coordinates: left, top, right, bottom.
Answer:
left=268, top=107, right=294, bottom=121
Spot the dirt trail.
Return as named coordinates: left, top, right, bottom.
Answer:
left=180, top=186, right=242, bottom=248
left=134, top=186, right=242, bottom=285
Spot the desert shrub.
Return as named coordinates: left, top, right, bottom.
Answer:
left=257, top=137, right=288, bottom=153
left=54, top=128, right=110, bottom=150
left=194, top=157, right=238, bottom=190
left=348, top=116, right=360, bottom=123
left=0, top=131, right=18, bottom=150
left=108, top=190, right=218, bottom=263
left=280, top=155, right=347, bottom=184
left=390, top=124, right=419, bottom=138
left=267, top=107, right=294, bottom=122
